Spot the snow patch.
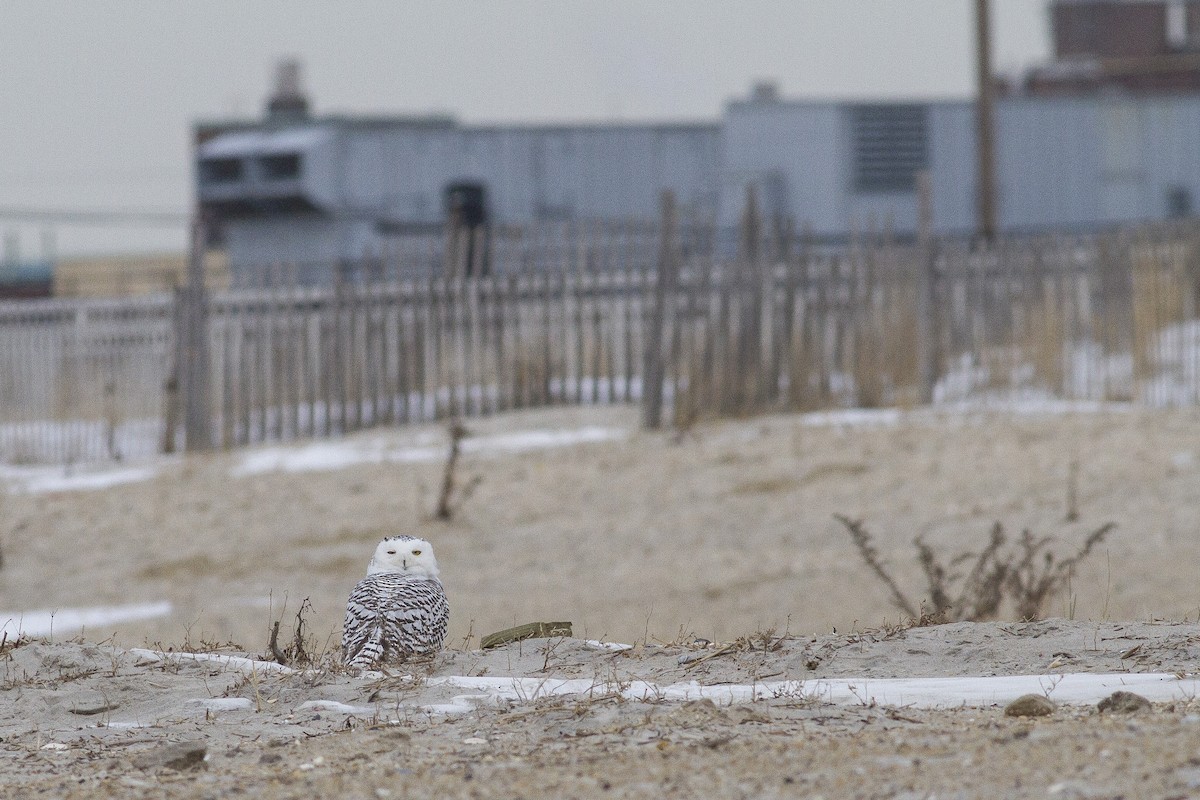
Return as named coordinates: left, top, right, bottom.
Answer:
left=185, top=698, right=254, bottom=711
left=418, top=693, right=513, bottom=716
left=419, top=671, right=1198, bottom=710
left=1, top=463, right=161, bottom=494
left=231, top=426, right=627, bottom=476
left=582, top=640, right=634, bottom=652
left=295, top=700, right=375, bottom=715
left=0, top=601, right=173, bottom=638
left=129, top=648, right=296, bottom=675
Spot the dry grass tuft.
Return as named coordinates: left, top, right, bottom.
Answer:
left=836, top=515, right=1116, bottom=623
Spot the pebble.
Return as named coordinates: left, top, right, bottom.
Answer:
left=1003, top=694, right=1056, bottom=717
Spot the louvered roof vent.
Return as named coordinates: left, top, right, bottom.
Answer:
left=850, top=104, right=929, bottom=193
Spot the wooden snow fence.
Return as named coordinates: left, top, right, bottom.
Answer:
left=3, top=202, right=1200, bottom=465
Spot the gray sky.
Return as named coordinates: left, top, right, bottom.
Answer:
left=0, top=1, right=1050, bottom=257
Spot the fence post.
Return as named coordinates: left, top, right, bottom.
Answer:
left=179, top=213, right=213, bottom=451
left=737, top=184, right=765, bottom=411
left=915, top=171, right=937, bottom=405
left=642, top=190, right=679, bottom=429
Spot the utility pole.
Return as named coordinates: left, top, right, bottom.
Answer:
left=975, top=0, right=997, bottom=242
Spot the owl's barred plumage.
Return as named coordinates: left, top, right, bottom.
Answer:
left=342, top=573, right=449, bottom=667
left=342, top=535, right=449, bottom=669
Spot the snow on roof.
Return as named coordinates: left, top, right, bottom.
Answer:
left=199, top=126, right=334, bottom=158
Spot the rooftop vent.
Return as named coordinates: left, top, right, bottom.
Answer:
left=750, top=81, right=780, bottom=103
left=266, top=57, right=310, bottom=122
left=850, top=104, right=929, bottom=193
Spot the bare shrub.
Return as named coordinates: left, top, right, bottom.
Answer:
left=1006, top=524, right=1115, bottom=621
left=835, top=515, right=1116, bottom=623
left=433, top=419, right=481, bottom=521
left=267, top=597, right=317, bottom=667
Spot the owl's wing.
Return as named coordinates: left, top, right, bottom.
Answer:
left=342, top=576, right=385, bottom=666
left=380, top=578, right=449, bottom=654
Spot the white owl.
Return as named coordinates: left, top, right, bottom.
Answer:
left=342, top=535, right=450, bottom=669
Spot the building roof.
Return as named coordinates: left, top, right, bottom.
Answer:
left=198, top=126, right=334, bottom=158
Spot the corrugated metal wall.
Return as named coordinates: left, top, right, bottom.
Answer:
left=724, top=94, right=1200, bottom=238
left=202, top=92, right=1200, bottom=270
left=330, top=122, right=721, bottom=225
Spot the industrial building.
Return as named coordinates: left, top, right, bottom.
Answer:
left=195, top=0, right=1200, bottom=281
left=197, top=110, right=721, bottom=272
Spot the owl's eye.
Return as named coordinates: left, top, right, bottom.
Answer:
left=386, top=550, right=396, bottom=555
left=411, top=549, right=422, bottom=556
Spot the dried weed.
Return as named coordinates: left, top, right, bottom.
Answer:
left=836, top=514, right=1116, bottom=623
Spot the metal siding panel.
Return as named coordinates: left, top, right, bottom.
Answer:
left=652, top=129, right=717, bottom=219
left=1098, top=99, right=1145, bottom=221
left=225, top=217, right=360, bottom=272
left=928, top=103, right=976, bottom=234
left=1141, top=97, right=1200, bottom=218
left=721, top=103, right=844, bottom=233
left=299, top=130, right=340, bottom=211
left=997, top=100, right=1101, bottom=230
left=341, top=131, right=386, bottom=211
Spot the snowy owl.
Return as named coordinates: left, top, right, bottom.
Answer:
left=342, top=535, right=449, bottom=669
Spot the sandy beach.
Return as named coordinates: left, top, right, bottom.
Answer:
left=2, top=403, right=1200, bottom=796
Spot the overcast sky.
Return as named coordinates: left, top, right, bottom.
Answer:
left=0, top=1, right=1050, bottom=257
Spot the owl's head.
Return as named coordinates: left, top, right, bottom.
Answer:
left=366, top=535, right=440, bottom=579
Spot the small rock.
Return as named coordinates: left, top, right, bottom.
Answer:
left=1097, top=691, right=1151, bottom=714
left=1004, top=694, right=1056, bottom=717
left=40, top=742, right=68, bottom=751
left=132, top=740, right=207, bottom=771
